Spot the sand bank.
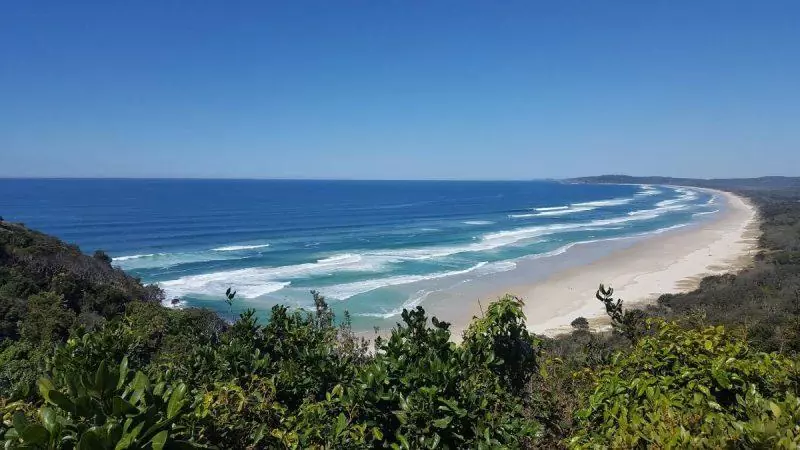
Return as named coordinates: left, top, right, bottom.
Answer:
left=475, top=189, right=759, bottom=336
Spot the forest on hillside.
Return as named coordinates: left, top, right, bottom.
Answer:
left=2, top=179, right=800, bottom=448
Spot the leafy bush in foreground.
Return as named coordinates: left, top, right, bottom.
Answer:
left=3, top=358, right=196, bottom=449
left=570, top=320, right=800, bottom=448
left=2, top=295, right=540, bottom=449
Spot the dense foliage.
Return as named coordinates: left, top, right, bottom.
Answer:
left=571, top=321, right=800, bottom=448
left=2, top=177, right=800, bottom=448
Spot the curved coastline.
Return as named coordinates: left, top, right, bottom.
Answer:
left=469, top=189, right=759, bottom=336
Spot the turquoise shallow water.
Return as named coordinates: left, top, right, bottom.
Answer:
left=0, top=179, right=718, bottom=328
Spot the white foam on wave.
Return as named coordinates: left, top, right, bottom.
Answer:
left=317, top=253, right=362, bottom=264
left=161, top=273, right=290, bottom=300
left=114, top=253, right=158, bottom=261
left=673, top=187, right=699, bottom=201
left=159, top=252, right=383, bottom=299
left=320, top=262, right=489, bottom=300
left=114, top=252, right=234, bottom=270
left=115, top=243, right=270, bottom=270
left=387, top=207, right=672, bottom=261
left=212, top=244, right=270, bottom=252
left=477, top=260, right=517, bottom=274
left=635, top=185, right=661, bottom=196
left=571, top=197, right=635, bottom=208
left=463, top=220, right=494, bottom=225
left=355, top=260, right=519, bottom=318
left=494, top=195, right=701, bottom=246
left=639, top=186, right=701, bottom=212
left=510, top=206, right=597, bottom=218
left=534, top=205, right=570, bottom=212
left=655, top=198, right=683, bottom=208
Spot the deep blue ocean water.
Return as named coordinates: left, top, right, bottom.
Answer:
left=0, top=179, right=719, bottom=327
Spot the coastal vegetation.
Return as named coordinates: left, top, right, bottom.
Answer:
left=2, top=178, right=800, bottom=448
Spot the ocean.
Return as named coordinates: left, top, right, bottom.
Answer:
left=0, top=179, right=719, bottom=330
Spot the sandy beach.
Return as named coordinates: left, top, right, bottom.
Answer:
left=484, top=189, right=760, bottom=336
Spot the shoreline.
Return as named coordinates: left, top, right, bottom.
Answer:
left=468, top=189, right=759, bottom=337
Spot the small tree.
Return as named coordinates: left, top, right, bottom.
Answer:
left=596, top=284, right=646, bottom=342
left=570, top=317, right=590, bottom=332
left=224, top=287, right=237, bottom=319
left=463, top=294, right=539, bottom=393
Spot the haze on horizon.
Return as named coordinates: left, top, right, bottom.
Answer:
left=1, top=2, right=798, bottom=180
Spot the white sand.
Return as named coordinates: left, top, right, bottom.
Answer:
left=489, top=190, right=759, bottom=336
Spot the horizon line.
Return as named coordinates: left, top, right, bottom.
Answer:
left=0, top=176, right=564, bottom=182
left=0, top=175, right=795, bottom=182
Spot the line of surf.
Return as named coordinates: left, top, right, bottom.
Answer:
left=114, top=242, right=271, bottom=269
left=509, top=206, right=596, bottom=218
left=212, top=244, right=270, bottom=252
left=158, top=187, right=708, bottom=300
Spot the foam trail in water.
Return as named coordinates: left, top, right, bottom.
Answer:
left=535, top=205, right=570, bottom=212
left=161, top=275, right=289, bottom=301
left=495, top=197, right=701, bottom=245
left=320, top=262, right=489, bottom=300
left=635, top=185, right=661, bottom=196
left=463, top=220, right=495, bottom=225
left=159, top=252, right=383, bottom=299
left=116, top=243, right=270, bottom=269
left=115, top=253, right=157, bottom=261
left=509, top=206, right=596, bottom=218
left=212, top=244, right=270, bottom=252
left=316, top=253, right=363, bottom=264
left=571, top=197, right=635, bottom=208
left=114, top=252, right=234, bottom=270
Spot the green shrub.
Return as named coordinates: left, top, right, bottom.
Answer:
left=570, top=320, right=800, bottom=448
left=2, top=358, right=199, bottom=449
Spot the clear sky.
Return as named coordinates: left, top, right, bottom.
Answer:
left=1, top=1, right=798, bottom=179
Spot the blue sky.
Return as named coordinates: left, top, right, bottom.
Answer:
left=1, top=1, right=798, bottom=179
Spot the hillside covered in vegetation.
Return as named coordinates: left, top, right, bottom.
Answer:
left=2, top=178, right=800, bottom=448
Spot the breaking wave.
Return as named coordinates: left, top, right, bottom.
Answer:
left=212, top=244, right=270, bottom=252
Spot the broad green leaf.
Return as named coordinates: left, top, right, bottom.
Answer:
left=113, top=397, right=139, bottom=417
left=151, top=430, right=168, bottom=450
left=769, top=401, right=782, bottom=418
left=19, top=424, right=49, bottom=445
left=95, top=360, right=110, bottom=395
left=37, top=377, right=55, bottom=400
left=167, top=383, right=188, bottom=419
left=12, top=411, right=29, bottom=433
left=334, top=412, right=347, bottom=436
left=77, top=429, right=104, bottom=450
left=396, top=433, right=410, bottom=449
left=118, top=356, right=129, bottom=389
left=432, top=416, right=453, bottom=429
left=129, top=372, right=150, bottom=405
left=41, top=406, right=60, bottom=434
